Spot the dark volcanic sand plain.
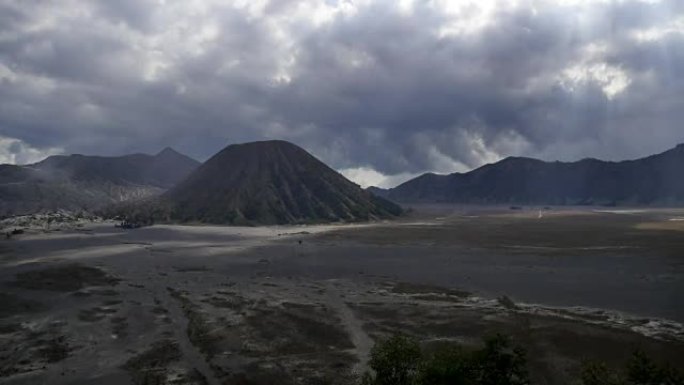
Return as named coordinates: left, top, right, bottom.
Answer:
left=0, top=206, right=683, bottom=384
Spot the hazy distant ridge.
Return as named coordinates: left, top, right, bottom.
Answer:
left=380, top=144, right=684, bottom=206
left=0, top=148, right=199, bottom=216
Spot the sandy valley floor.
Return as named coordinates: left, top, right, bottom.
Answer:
left=1, top=206, right=683, bottom=384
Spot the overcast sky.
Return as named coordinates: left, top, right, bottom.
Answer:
left=1, top=0, right=683, bottom=187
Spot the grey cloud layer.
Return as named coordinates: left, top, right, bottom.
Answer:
left=1, top=0, right=683, bottom=184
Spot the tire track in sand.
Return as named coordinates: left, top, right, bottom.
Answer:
left=325, top=280, right=373, bottom=376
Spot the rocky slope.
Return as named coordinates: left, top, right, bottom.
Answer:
left=154, top=140, right=402, bottom=224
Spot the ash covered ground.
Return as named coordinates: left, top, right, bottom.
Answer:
left=1, top=206, right=683, bottom=384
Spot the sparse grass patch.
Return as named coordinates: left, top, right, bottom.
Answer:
left=0, top=293, right=43, bottom=318
left=38, top=336, right=70, bottom=363
left=12, top=264, right=119, bottom=292
left=391, top=282, right=471, bottom=298
left=122, top=340, right=181, bottom=385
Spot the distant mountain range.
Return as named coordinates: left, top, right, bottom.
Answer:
left=373, top=144, right=684, bottom=206
left=3, top=141, right=682, bottom=221
left=0, top=148, right=199, bottom=217
left=123, top=140, right=402, bottom=225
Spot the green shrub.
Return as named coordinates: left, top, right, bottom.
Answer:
left=362, top=336, right=682, bottom=385
left=626, top=349, right=684, bottom=385
left=362, top=334, right=528, bottom=385
left=581, top=361, right=626, bottom=385
left=366, top=334, right=422, bottom=385
left=470, top=334, right=529, bottom=385
left=418, top=344, right=473, bottom=385
left=580, top=350, right=684, bottom=385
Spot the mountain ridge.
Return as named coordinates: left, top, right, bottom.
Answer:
left=381, top=144, right=684, bottom=206
left=31, top=147, right=198, bottom=188
left=0, top=148, right=200, bottom=217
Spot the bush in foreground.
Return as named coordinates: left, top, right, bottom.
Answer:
left=362, top=334, right=529, bottom=385
left=362, top=334, right=683, bottom=385
left=581, top=350, right=684, bottom=385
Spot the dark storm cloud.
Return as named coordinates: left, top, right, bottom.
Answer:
left=0, top=0, right=683, bottom=186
